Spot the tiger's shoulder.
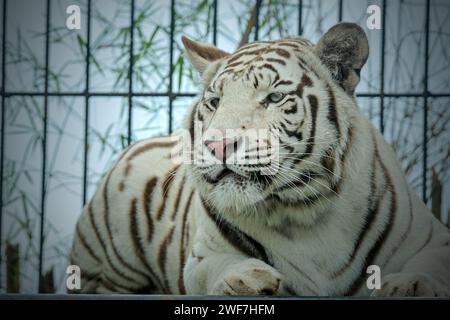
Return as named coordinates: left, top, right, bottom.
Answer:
left=71, top=133, right=197, bottom=293
left=107, top=135, right=182, bottom=194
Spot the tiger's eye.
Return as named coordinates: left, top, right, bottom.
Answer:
left=267, top=92, right=285, bottom=103
left=210, top=97, right=220, bottom=108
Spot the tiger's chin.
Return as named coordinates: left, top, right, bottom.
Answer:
left=197, top=172, right=268, bottom=215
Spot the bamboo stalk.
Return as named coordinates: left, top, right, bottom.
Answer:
left=39, top=267, right=55, bottom=293
left=6, top=242, right=20, bottom=293
left=238, top=2, right=260, bottom=48
left=431, top=168, right=442, bottom=222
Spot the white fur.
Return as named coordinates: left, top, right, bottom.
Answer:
left=71, top=30, right=450, bottom=297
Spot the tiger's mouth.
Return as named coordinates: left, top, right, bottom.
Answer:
left=201, top=166, right=274, bottom=188
left=203, top=167, right=247, bottom=184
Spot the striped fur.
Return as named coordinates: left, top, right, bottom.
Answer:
left=71, top=23, right=450, bottom=296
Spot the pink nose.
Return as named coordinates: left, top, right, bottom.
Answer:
left=205, top=138, right=235, bottom=161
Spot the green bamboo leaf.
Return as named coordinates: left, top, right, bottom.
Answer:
left=76, top=34, right=86, bottom=53
left=90, top=55, right=105, bottom=76
left=120, top=134, right=128, bottom=149
left=23, top=170, right=33, bottom=184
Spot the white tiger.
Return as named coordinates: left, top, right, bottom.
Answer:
left=70, top=23, right=450, bottom=296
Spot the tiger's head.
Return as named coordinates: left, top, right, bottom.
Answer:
left=181, top=23, right=369, bottom=217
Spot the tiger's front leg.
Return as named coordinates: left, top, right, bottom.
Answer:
left=183, top=221, right=285, bottom=296
left=210, top=258, right=284, bottom=295
left=184, top=253, right=284, bottom=295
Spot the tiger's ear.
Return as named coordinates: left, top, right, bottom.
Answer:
left=315, top=22, right=369, bottom=95
left=182, top=36, right=230, bottom=75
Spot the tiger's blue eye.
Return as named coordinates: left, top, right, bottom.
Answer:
left=210, top=97, right=220, bottom=108
left=267, top=92, right=285, bottom=103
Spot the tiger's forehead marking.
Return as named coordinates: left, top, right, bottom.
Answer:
left=225, top=39, right=312, bottom=78
left=227, top=46, right=291, bottom=65
left=229, top=38, right=312, bottom=61
left=207, top=38, right=314, bottom=92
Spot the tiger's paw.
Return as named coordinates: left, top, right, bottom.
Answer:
left=371, top=272, right=441, bottom=297
left=211, top=259, right=284, bottom=296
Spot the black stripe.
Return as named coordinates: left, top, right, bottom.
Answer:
left=202, top=199, right=271, bottom=265
left=304, top=94, right=318, bottom=156
left=75, top=223, right=101, bottom=263
left=327, top=85, right=340, bottom=138
left=205, top=102, right=216, bottom=112
left=282, top=98, right=298, bottom=114
left=214, top=68, right=236, bottom=81
left=258, top=63, right=278, bottom=75
left=233, top=42, right=265, bottom=54
left=80, top=269, right=98, bottom=281
left=279, top=138, right=295, bottom=153
left=266, top=58, right=287, bottom=65
left=330, top=125, right=354, bottom=195
left=340, top=126, right=354, bottom=165
left=280, top=121, right=302, bottom=140
left=99, top=277, right=117, bottom=292
left=414, top=221, right=434, bottom=255
left=158, top=226, right=176, bottom=293
left=226, top=60, right=244, bottom=68
left=196, top=108, right=204, bottom=122
left=276, top=80, right=295, bottom=88
left=344, top=132, right=397, bottom=295
left=283, top=259, right=319, bottom=295
left=295, top=73, right=313, bottom=98
left=271, top=188, right=328, bottom=208
left=274, top=170, right=321, bottom=192
left=331, top=146, right=379, bottom=278
left=253, top=73, right=259, bottom=88
left=178, top=190, right=195, bottom=294
left=170, top=174, right=186, bottom=220
left=277, top=42, right=300, bottom=49
left=227, top=47, right=290, bottom=64
left=102, top=273, right=137, bottom=293
left=103, top=167, right=153, bottom=283
left=86, top=202, right=138, bottom=284
left=99, top=273, right=150, bottom=293
left=284, top=285, right=297, bottom=296
left=188, top=103, right=197, bottom=144
left=156, top=165, right=180, bottom=221
left=129, top=197, right=163, bottom=290
left=86, top=203, right=106, bottom=256
left=381, top=188, right=414, bottom=268
left=320, top=148, right=336, bottom=179
left=126, top=140, right=176, bottom=163
left=275, top=123, right=351, bottom=209
left=143, top=177, right=158, bottom=241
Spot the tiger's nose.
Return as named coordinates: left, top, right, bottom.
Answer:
left=205, top=138, right=239, bottom=161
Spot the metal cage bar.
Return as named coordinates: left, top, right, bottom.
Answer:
left=422, top=0, right=430, bottom=202
left=213, top=0, right=218, bottom=45
left=298, top=0, right=303, bottom=35
left=82, top=0, right=92, bottom=206
left=127, top=0, right=135, bottom=145
left=254, top=0, right=263, bottom=41
left=0, top=0, right=7, bottom=292
left=168, top=0, right=176, bottom=134
left=37, top=0, right=51, bottom=293
left=380, top=0, right=386, bottom=133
